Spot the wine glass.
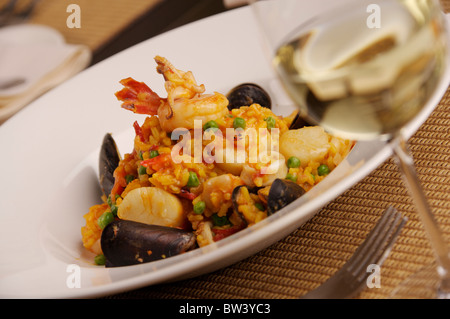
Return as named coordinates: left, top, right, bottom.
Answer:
left=249, top=0, right=450, bottom=298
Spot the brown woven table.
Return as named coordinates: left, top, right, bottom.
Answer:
left=3, top=0, right=449, bottom=299
left=25, top=0, right=163, bottom=55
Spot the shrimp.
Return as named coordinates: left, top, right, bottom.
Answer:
left=240, top=152, right=288, bottom=187
left=200, top=174, right=244, bottom=215
left=115, top=56, right=229, bottom=132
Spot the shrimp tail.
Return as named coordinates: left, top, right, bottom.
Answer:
left=154, top=56, right=205, bottom=96
left=115, top=77, right=163, bottom=115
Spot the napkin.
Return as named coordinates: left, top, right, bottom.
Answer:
left=0, top=26, right=91, bottom=123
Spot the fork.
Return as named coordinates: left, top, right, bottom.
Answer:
left=300, top=206, right=407, bottom=299
left=0, top=0, right=40, bottom=27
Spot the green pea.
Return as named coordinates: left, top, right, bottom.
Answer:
left=212, top=213, right=230, bottom=226
left=110, top=204, right=118, bottom=217
left=138, top=165, right=147, bottom=176
left=98, top=211, right=114, bottom=229
left=107, top=194, right=120, bottom=207
left=287, top=156, right=301, bottom=168
left=193, top=201, right=206, bottom=215
left=125, top=174, right=135, bottom=184
left=94, top=254, right=106, bottom=265
left=264, top=116, right=276, bottom=130
left=318, top=164, right=330, bottom=176
left=233, top=117, right=246, bottom=129
left=254, top=202, right=265, bottom=211
left=107, top=195, right=113, bottom=207
left=285, top=173, right=297, bottom=182
left=187, top=171, right=200, bottom=188
left=203, top=120, right=219, bottom=131
left=150, top=150, right=159, bottom=158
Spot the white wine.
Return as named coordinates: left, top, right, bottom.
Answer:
left=273, top=0, right=447, bottom=140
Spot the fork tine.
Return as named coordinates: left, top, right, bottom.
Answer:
left=300, top=206, right=407, bottom=299
left=348, top=206, right=405, bottom=277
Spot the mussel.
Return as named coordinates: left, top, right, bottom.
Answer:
left=226, top=83, right=271, bottom=110
left=99, top=133, right=121, bottom=198
left=101, top=219, right=197, bottom=267
left=231, top=178, right=305, bottom=225
left=289, top=111, right=313, bottom=130
left=266, top=178, right=305, bottom=215
left=231, top=185, right=262, bottom=227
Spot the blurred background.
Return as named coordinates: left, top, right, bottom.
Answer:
left=0, top=0, right=232, bottom=65
left=0, top=0, right=243, bottom=122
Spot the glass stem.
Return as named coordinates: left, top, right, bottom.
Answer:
left=392, top=136, right=450, bottom=295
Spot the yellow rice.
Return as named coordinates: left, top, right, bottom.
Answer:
left=81, top=104, right=354, bottom=254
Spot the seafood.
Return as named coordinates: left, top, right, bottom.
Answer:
left=117, top=187, right=188, bottom=229
left=240, top=152, right=288, bottom=187
left=115, top=56, right=229, bottom=132
left=199, top=174, right=244, bottom=214
left=81, top=56, right=355, bottom=266
left=231, top=178, right=305, bottom=227
left=99, top=133, right=121, bottom=198
left=279, top=126, right=331, bottom=168
left=231, top=185, right=263, bottom=227
left=288, top=111, right=313, bottom=130
left=266, top=178, right=305, bottom=215
left=226, top=83, right=271, bottom=110
left=101, top=220, right=196, bottom=267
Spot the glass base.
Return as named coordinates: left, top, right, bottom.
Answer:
left=390, top=263, right=450, bottom=299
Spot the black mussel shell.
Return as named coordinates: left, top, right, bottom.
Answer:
left=231, top=185, right=263, bottom=227
left=267, top=179, right=305, bottom=215
left=289, top=112, right=313, bottom=130
left=99, top=133, right=121, bottom=198
left=226, top=83, right=271, bottom=110
left=101, top=220, right=197, bottom=267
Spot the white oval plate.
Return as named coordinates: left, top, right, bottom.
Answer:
left=0, top=24, right=65, bottom=46
left=0, top=1, right=449, bottom=298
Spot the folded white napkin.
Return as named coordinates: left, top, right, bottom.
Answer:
left=0, top=24, right=91, bottom=123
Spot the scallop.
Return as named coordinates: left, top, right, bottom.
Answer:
left=117, top=187, right=186, bottom=228
left=279, top=126, right=330, bottom=168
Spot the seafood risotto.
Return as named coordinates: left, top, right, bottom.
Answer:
left=81, top=56, right=355, bottom=267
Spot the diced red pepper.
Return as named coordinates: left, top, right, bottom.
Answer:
left=140, top=153, right=170, bottom=171
left=178, top=189, right=197, bottom=201
left=133, top=121, right=146, bottom=142
left=212, top=225, right=242, bottom=242
left=110, top=166, right=127, bottom=200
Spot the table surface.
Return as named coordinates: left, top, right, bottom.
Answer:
left=25, top=0, right=228, bottom=65
left=2, top=0, right=450, bottom=299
